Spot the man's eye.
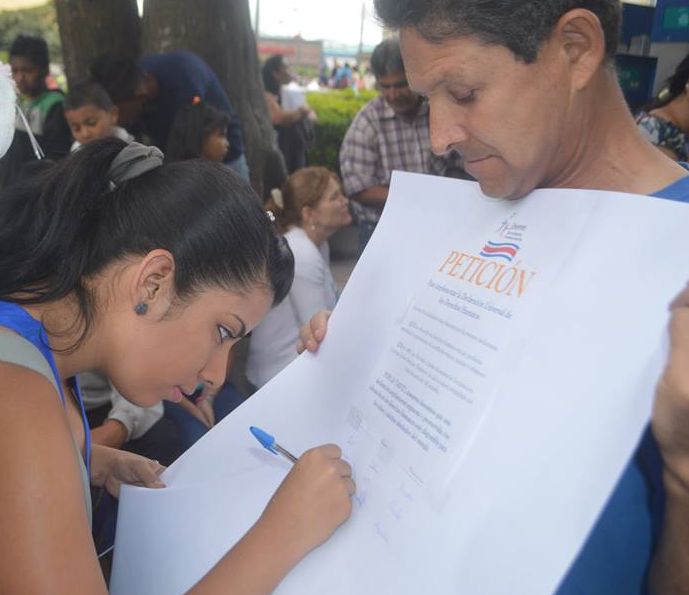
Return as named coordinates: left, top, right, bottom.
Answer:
left=450, top=90, right=476, bottom=105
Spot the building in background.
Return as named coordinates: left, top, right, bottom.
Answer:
left=258, top=35, right=323, bottom=78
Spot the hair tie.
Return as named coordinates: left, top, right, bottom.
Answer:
left=270, top=188, right=284, bottom=209
left=108, top=142, right=164, bottom=190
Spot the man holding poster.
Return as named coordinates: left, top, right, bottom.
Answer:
left=300, top=1, right=689, bottom=593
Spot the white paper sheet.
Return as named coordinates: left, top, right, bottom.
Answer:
left=111, top=173, right=689, bottom=595
left=280, top=83, right=307, bottom=110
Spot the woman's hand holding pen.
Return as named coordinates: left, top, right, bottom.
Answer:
left=257, top=444, right=355, bottom=561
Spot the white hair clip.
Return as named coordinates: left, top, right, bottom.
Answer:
left=270, top=188, right=285, bottom=209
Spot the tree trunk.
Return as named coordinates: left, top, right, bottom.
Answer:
left=142, top=0, right=283, bottom=198
left=54, top=0, right=140, bottom=86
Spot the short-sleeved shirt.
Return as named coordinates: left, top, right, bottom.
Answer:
left=247, top=226, right=338, bottom=388
left=636, top=111, right=689, bottom=161
left=556, top=169, right=689, bottom=594
left=339, top=95, right=461, bottom=224
left=139, top=52, right=244, bottom=161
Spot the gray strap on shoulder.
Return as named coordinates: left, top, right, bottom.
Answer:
left=0, top=331, right=93, bottom=525
left=0, top=331, right=58, bottom=393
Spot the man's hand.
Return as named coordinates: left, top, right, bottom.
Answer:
left=649, top=283, right=689, bottom=594
left=653, top=284, right=689, bottom=493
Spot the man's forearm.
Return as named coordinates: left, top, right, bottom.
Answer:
left=649, top=472, right=689, bottom=594
left=352, top=185, right=389, bottom=208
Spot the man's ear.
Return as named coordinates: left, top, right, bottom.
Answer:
left=110, top=105, right=120, bottom=127
left=554, top=8, right=607, bottom=91
left=130, top=249, right=176, bottom=318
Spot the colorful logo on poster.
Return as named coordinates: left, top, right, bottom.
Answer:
left=479, top=241, right=520, bottom=263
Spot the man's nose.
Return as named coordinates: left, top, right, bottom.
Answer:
left=429, top=101, right=470, bottom=155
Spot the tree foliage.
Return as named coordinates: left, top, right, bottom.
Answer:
left=0, top=2, right=61, bottom=63
left=307, top=89, right=376, bottom=174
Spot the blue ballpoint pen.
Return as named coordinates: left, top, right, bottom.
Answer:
left=250, top=426, right=298, bottom=463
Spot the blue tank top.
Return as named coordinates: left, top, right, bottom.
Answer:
left=0, top=301, right=91, bottom=475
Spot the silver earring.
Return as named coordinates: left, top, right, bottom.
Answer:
left=134, top=303, right=148, bottom=315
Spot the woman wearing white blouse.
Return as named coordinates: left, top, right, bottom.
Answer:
left=247, top=167, right=352, bottom=387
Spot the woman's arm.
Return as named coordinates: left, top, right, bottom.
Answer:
left=0, top=364, right=108, bottom=594
left=265, top=92, right=310, bottom=127
left=190, top=445, right=354, bottom=594
left=0, top=363, right=353, bottom=595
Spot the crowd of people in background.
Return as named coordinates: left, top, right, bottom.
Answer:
left=1, top=5, right=689, bottom=589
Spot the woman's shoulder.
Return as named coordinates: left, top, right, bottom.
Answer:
left=636, top=110, right=682, bottom=138
left=284, top=227, right=322, bottom=258
left=0, top=329, right=57, bottom=387
left=636, top=110, right=688, bottom=159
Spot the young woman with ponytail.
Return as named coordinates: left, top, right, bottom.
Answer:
left=0, top=138, right=354, bottom=594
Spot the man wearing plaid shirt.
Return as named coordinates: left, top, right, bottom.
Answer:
left=340, top=38, right=466, bottom=252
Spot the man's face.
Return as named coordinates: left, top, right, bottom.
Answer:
left=10, top=56, right=46, bottom=97
left=400, top=27, right=575, bottom=199
left=377, top=71, right=419, bottom=116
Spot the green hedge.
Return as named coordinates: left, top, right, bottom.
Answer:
left=306, top=89, right=377, bottom=174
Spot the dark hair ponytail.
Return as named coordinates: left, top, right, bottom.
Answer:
left=646, top=53, right=689, bottom=110
left=0, top=138, right=294, bottom=348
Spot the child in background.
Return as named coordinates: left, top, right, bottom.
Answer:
left=0, top=35, right=72, bottom=187
left=165, top=99, right=230, bottom=162
left=63, top=81, right=133, bottom=151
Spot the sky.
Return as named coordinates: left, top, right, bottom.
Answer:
left=249, top=0, right=383, bottom=47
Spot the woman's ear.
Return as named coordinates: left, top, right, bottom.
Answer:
left=130, top=249, right=176, bottom=318
left=301, top=204, right=315, bottom=227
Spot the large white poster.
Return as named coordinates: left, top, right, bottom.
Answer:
left=111, top=173, right=689, bottom=595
